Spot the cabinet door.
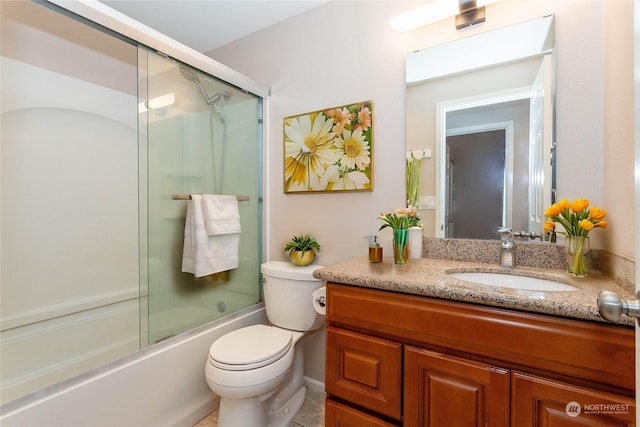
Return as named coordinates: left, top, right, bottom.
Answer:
left=512, top=371, right=636, bottom=426
left=404, top=346, right=509, bottom=427
left=325, top=399, right=400, bottom=427
left=326, top=327, right=402, bottom=420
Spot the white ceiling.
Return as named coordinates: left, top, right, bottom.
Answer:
left=100, top=0, right=329, bottom=53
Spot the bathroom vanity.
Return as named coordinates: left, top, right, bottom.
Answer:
left=315, top=257, right=636, bottom=426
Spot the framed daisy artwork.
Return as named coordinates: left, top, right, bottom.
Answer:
left=283, top=101, right=373, bottom=193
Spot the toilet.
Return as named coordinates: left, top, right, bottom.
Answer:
left=205, top=261, right=325, bottom=427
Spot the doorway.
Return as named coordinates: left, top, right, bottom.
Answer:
left=445, top=128, right=507, bottom=239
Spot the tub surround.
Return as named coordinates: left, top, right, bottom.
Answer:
left=313, top=255, right=635, bottom=327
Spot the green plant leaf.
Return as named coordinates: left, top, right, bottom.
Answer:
left=283, top=234, right=321, bottom=254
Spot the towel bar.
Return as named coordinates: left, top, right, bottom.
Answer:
left=172, top=194, right=250, bottom=201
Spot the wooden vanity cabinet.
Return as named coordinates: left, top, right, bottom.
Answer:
left=404, top=345, right=510, bottom=426
left=512, top=372, right=635, bottom=426
left=325, top=282, right=635, bottom=426
left=326, top=326, right=402, bottom=420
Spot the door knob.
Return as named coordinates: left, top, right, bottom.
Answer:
left=597, top=290, right=640, bottom=324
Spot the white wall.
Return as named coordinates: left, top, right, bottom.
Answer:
left=210, top=0, right=636, bottom=382
left=213, top=2, right=412, bottom=267
left=603, top=0, right=636, bottom=261
left=211, top=0, right=634, bottom=263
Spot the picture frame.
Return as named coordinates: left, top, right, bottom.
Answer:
left=283, top=100, right=373, bottom=193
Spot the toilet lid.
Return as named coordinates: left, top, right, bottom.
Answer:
left=209, top=324, right=293, bottom=370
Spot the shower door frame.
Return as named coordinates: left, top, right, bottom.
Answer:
left=45, top=1, right=267, bottom=98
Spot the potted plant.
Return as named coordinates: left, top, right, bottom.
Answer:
left=284, top=234, right=321, bottom=266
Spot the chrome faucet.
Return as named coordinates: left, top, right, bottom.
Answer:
left=497, top=227, right=515, bottom=268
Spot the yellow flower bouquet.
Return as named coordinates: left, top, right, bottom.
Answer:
left=544, top=199, right=608, bottom=276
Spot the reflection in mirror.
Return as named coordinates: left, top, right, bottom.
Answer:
left=406, top=16, right=555, bottom=240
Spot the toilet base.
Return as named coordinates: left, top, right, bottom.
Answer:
left=267, top=386, right=306, bottom=427
left=218, top=396, right=267, bottom=427
left=216, top=386, right=306, bottom=427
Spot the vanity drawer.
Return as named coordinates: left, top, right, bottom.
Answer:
left=326, top=283, right=635, bottom=392
left=326, top=326, right=402, bottom=420
left=326, top=399, right=400, bottom=427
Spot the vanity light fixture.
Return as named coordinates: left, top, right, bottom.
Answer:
left=455, top=0, right=485, bottom=29
left=390, top=0, right=501, bottom=32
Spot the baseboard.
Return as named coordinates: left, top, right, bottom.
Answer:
left=173, top=395, right=220, bottom=427
left=303, top=376, right=325, bottom=393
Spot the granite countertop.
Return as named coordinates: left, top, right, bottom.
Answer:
left=313, top=256, right=636, bottom=327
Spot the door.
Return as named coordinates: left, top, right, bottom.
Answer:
left=404, top=346, right=509, bottom=427
left=512, top=372, right=635, bottom=426
left=445, top=149, right=455, bottom=237
left=445, top=130, right=506, bottom=239
left=326, top=327, right=402, bottom=421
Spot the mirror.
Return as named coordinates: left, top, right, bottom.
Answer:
left=406, top=15, right=555, bottom=240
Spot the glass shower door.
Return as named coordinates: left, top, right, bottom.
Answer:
left=139, top=48, right=262, bottom=345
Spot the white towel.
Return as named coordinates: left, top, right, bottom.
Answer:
left=201, top=194, right=241, bottom=236
left=182, top=194, right=240, bottom=278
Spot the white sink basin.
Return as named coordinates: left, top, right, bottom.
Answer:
left=448, top=271, right=578, bottom=292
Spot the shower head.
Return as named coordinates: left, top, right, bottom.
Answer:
left=179, top=66, right=199, bottom=82
left=179, top=66, right=231, bottom=111
left=179, top=65, right=211, bottom=105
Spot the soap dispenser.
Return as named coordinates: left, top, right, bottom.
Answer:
left=366, top=235, right=382, bottom=263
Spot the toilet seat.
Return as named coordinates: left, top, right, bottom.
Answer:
left=209, top=324, right=293, bottom=371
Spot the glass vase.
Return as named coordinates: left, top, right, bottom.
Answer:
left=565, top=236, right=589, bottom=277
left=393, top=228, right=410, bottom=265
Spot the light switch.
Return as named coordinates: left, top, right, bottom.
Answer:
left=419, top=195, right=436, bottom=209
left=406, top=149, right=432, bottom=160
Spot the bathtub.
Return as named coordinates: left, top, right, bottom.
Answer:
left=0, top=304, right=267, bottom=427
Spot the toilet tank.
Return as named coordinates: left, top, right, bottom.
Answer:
left=261, top=261, right=325, bottom=331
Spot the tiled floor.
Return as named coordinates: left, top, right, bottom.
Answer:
left=193, top=387, right=325, bottom=427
